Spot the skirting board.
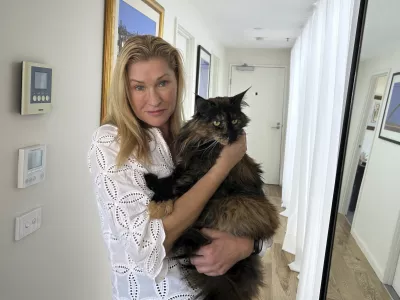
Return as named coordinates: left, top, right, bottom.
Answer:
left=351, top=227, right=385, bottom=281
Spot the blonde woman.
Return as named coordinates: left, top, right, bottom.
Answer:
left=88, top=35, right=270, bottom=299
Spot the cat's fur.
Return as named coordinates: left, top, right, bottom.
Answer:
left=145, top=89, right=280, bottom=300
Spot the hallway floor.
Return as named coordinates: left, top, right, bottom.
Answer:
left=259, top=185, right=299, bottom=300
left=327, top=213, right=391, bottom=300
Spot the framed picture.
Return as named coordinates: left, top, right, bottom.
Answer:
left=101, top=0, right=164, bottom=121
left=195, top=45, right=212, bottom=99
left=379, top=72, right=400, bottom=144
left=366, top=95, right=382, bottom=130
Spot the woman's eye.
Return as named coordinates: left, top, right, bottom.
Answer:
left=232, top=119, right=238, bottom=124
left=213, top=121, right=221, bottom=126
left=158, top=80, right=168, bottom=87
left=134, top=85, right=145, bottom=91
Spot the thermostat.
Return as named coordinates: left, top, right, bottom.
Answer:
left=18, top=145, right=46, bottom=188
left=21, top=61, right=53, bottom=115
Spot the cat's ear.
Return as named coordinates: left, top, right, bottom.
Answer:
left=195, top=95, right=215, bottom=114
left=231, top=87, right=251, bottom=106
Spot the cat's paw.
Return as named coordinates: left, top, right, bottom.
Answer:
left=144, top=173, right=159, bottom=191
left=148, top=200, right=174, bottom=219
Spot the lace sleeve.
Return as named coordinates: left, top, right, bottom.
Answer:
left=88, top=125, right=168, bottom=282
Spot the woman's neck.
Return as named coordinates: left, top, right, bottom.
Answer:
left=159, top=123, right=172, bottom=145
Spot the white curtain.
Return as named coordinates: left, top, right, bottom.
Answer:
left=281, top=0, right=360, bottom=298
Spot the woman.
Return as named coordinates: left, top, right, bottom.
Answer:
left=88, top=35, right=270, bottom=299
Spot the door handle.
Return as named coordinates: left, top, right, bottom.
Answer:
left=271, top=122, right=281, bottom=129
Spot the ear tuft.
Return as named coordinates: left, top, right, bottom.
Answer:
left=231, top=87, right=251, bottom=106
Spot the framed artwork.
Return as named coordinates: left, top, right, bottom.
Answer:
left=101, top=0, right=164, bottom=121
left=195, top=45, right=212, bottom=99
left=366, top=95, right=382, bottom=130
left=379, top=72, right=400, bottom=145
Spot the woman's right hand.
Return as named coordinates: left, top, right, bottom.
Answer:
left=215, top=132, right=247, bottom=173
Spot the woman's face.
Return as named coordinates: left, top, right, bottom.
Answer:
left=128, top=57, right=177, bottom=129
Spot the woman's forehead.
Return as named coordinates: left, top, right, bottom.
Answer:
left=128, top=58, right=174, bottom=81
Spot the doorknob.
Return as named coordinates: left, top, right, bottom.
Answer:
left=271, top=122, right=281, bottom=129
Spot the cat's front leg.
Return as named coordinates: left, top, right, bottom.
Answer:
left=144, top=173, right=176, bottom=219
left=148, top=200, right=174, bottom=219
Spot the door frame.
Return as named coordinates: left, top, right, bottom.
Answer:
left=339, top=69, right=390, bottom=215
left=210, top=54, right=220, bottom=97
left=173, top=18, right=196, bottom=120
left=228, top=64, right=288, bottom=185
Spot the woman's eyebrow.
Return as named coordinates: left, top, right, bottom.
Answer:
left=129, top=73, right=171, bottom=83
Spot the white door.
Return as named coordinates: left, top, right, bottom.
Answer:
left=175, top=25, right=195, bottom=120
left=230, top=66, right=285, bottom=185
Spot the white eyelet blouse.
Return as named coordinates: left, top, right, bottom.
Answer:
left=88, top=124, right=199, bottom=300
left=87, top=124, right=272, bottom=300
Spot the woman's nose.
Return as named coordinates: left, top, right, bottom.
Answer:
left=147, top=88, right=162, bottom=106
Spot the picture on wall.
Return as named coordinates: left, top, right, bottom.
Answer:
left=101, top=0, right=164, bottom=121
left=366, top=95, right=382, bottom=131
left=195, top=45, right=212, bottom=99
left=379, top=72, right=400, bottom=144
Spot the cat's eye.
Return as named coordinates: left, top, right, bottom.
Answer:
left=213, top=121, right=221, bottom=126
left=232, top=119, right=238, bottom=124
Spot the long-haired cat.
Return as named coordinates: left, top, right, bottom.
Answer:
left=145, top=88, right=280, bottom=300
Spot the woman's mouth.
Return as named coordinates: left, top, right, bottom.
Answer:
left=147, top=109, right=166, bottom=116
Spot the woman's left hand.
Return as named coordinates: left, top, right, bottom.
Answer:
left=190, top=228, right=253, bottom=276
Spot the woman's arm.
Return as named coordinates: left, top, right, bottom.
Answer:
left=162, top=134, right=247, bottom=252
left=190, top=230, right=274, bottom=276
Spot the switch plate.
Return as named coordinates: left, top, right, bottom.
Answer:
left=15, top=207, right=42, bottom=241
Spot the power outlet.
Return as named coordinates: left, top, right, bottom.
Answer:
left=15, top=207, right=42, bottom=241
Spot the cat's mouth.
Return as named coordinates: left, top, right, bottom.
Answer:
left=216, top=135, right=238, bottom=145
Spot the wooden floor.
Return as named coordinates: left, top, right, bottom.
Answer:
left=259, top=185, right=299, bottom=300
left=327, top=213, right=392, bottom=300
left=259, top=187, right=391, bottom=300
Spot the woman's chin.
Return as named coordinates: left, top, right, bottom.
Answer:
left=144, top=117, right=169, bottom=128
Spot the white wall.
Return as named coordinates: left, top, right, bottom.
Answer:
left=225, top=48, right=291, bottom=184
left=0, top=1, right=226, bottom=299
left=159, top=0, right=227, bottom=115
left=351, top=48, right=400, bottom=281
left=0, top=1, right=110, bottom=299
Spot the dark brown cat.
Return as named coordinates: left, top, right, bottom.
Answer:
left=145, top=89, right=280, bottom=300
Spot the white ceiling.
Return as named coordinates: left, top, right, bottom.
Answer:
left=188, top=0, right=317, bottom=48
left=360, top=0, right=400, bottom=60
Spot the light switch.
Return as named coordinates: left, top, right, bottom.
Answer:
left=15, top=207, right=42, bottom=241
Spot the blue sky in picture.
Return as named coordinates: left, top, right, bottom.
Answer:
left=385, top=82, right=400, bottom=132
left=119, top=0, right=156, bottom=35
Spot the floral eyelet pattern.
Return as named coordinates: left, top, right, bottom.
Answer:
left=88, top=124, right=197, bottom=300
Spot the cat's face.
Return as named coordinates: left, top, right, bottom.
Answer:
left=194, top=88, right=250, bottom=144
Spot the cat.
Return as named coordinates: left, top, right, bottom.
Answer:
left=145, top=88, right=280, bottom=300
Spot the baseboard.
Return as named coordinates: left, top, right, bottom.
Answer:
left=351, top=227, right=385, bottom=281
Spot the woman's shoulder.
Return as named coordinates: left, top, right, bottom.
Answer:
left=88, top=124, right=120, bottom=158
left=92, top=123, right=118, bottom=139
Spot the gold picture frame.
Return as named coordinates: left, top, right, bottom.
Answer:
left=101, top=0, right=165, bottom=122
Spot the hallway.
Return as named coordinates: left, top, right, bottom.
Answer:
left=261, top=185, right=299, bottom=299
left=327, top=214, right=391, bottom=300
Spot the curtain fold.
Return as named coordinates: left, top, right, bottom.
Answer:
left=280, top=0, right=359, bottom=299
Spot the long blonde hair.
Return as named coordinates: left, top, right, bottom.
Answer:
left=103, top=35, right=185, bottom=166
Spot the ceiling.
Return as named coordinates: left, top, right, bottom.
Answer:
left=188, top=0, right=317, bottom=48
left=360, top=0, right=400, bottom=60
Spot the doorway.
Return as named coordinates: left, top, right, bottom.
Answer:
left=345, top=74, right=388, bottom=224
left=174, top=20, right=195, bottom=121
left=229, top=65, right=286, bottom=185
